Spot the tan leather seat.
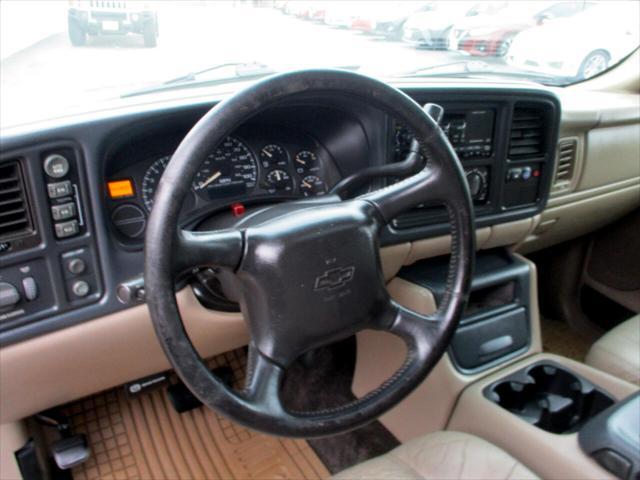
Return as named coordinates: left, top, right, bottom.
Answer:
left=334, top=431, right=537, bottom=479
left=586, top=314, right=640, bottom=385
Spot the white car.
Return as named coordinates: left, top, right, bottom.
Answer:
left=507, top=2, right=640, bottom=80
left=323, top=2, right=360, bottom=28
left=402, top=1, right=505, bottom=49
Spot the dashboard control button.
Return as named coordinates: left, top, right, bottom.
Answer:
left=72, top=280, right=90, bottom=298
left=55, top=220, right=80, bottom=239
left=509, top=168, right=522, bottom=181
left=51, top=202, right=76, bottom=221
left=43, top=154, right=70, bottom=178
left=47, top=180, right=73, bottom=199
left=521, top=166, right=532, bottom=180
left=0, top=282, right=20, bottom=309
left=67, top=258, right=86, bottom=275
left=21, top=277, right=38, bottom=301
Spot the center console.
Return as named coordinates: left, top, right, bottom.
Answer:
left=400, top=249, right=533, bottom=373
left=449, top=354, right=639, bottom=480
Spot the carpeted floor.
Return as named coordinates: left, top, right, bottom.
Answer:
left=540, top=317, right=599, bottom=362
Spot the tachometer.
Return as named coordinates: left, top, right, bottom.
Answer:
left=193, top=136, right=257, bottom=197
left=141, top=155, right=171, bottom=211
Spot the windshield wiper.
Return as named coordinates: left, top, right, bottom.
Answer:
left=121, top=62, right=276, bottom=98
left=395, top=61, right=568, bottom=86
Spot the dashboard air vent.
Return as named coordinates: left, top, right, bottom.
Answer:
left=509, top=106, right=545, bottom=159
left=553, top=139, right=577, bottom=190
left=0, top=161, right=33, bottom=240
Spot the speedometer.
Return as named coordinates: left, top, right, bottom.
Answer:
left=141, top=155, right=170, bottom=211
left=193, top=136, right=257, bottom=197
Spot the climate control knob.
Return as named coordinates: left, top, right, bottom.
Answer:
left=0, top=282, right=20, bottom=309
left=465, top=168, right=488, bottom=202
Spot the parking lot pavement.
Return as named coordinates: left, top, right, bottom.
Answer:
left=1, top=5, right=502, bottom=128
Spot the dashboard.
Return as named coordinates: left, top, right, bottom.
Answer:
left=0, top=86, right=562, bottom=345
left=104, top=120, right=342, bottom=245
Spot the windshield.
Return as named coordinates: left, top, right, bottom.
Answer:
left=1, top=0, right=638, bottom=128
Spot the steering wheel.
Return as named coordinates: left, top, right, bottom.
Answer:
left=144, top=69, right=475, bottom=438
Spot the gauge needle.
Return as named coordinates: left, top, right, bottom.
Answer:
left=197, top=171, right=221, bottom=190
left=296, top=158, right=306, bottom=165
left=262, top=148, right=272, bottom=158
left=302, top=180, right=312, bottom=188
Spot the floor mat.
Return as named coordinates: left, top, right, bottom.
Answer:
left=540, top=317, right=598, bottom=362
left=282, top=338, right=400, bottom=474
left=63, top=349, right=329, bottom=480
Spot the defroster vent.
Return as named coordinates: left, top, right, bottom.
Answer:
left=0, top=161, right=33, bottom=240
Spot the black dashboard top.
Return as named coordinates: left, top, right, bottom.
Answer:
left=0, top=86, right=560, bottom=346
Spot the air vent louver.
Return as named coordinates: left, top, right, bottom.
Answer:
left=509, top=106, right=545, bottom=159
left=553, top=139, right=577, bottom=189
left=0, top=161, right=33, bottom=240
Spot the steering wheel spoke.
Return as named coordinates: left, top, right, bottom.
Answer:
left=361, top=166, right=448, bottom=225
left=173, top=228, right=243, bottom=274
left=243, top=345, right=286, bottom=414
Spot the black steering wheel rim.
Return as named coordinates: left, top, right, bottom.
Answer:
left=144, top=69, right=475, bottom=438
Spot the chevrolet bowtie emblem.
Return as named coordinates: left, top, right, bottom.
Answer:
left=314, top=266, right=355, bottom=291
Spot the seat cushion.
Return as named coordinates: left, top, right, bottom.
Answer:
left=586, top=314, right=640, bottom=385
left=333, top=431, right=537, bottom=479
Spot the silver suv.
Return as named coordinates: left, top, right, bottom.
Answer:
left=67, top=0, right=159, bottom=47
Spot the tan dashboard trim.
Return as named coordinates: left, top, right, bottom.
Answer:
left=521, top=183, right=640, bottom=254
left=404, top=227, right=490, bottom=265
left=0, top=421, right=27, bottom=480
left=548, top=177, right=640, bottom=208
left=448, top=352, right=639, bottom=480
left=0, top=289, right=248, bottom=423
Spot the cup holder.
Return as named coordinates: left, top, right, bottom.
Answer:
left=484, top=361, right=615, bottom=434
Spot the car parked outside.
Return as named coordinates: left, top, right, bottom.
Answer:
left=507, top=1, right=640, bottom=80
left=452, top=1, right=594, bottom=57
left=402, top=1, right=499, bottom=49
left=351, top=2, right=433, bottom=40
left=67, top=0, right=159, bottom=48
left=324, top=2, right=360, bottom=29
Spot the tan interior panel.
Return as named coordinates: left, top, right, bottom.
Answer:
left=0, top=421, right=28, bottom=480
left=448, top=353, right=639, bottom=480
left=519, top=184, right=640, bottom=253
left=0, top=289, right=248, bottom=423
left=579, top=124, right=640, bottom=191
left=482, top=217, right=537, bottom=251
left=353, top=255, right=543, bottom=442
left=404, top=227, right=490, bottom=265
left=380, top=243, right=411, bottom=280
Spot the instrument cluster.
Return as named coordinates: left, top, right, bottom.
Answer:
left=106, top=128, right=339, bottom=242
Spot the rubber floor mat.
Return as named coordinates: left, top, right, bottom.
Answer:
left=63, top=349, right=329, bottom=480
